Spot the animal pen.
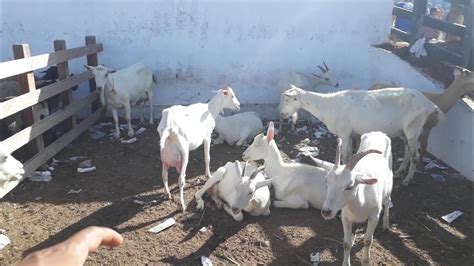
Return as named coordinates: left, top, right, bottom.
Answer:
left=0, top=0, right=473, bottom=265
left=0, top=36, right=103, bottom=197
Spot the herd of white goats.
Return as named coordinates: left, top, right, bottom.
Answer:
left=1, top=61, right=473, bottom=265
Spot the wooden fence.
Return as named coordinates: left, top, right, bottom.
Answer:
left=0, top=36, right=103, bottom=198
left=391, top=0, right=472, bottom=69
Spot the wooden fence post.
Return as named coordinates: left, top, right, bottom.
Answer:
left=54, top=40, right=76, bottom=132
left=12, top=44, right=45, bottom=155
left=410, top=0, right=428, bottom=45
left=461, top=0, right=473, bottom=68
left=85, top=36, right=100, bottom=112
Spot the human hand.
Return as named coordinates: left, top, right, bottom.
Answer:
left=19, top=226, right=123, bottom=266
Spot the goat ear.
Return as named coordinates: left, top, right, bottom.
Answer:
left=266, top=122, right=275, bottom=142
left=312, top=73, right=322, bottom=78
left=255, top=178, right=273, bottom=189
left=222, top=86, right=229, bottom=95
left=355, top=174, right=378, bottom=185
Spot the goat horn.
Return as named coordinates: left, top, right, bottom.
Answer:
left=312, top=73, right=322, bottom=78
left=335, top=138, right=342, bottom=168
left=323, top=61, right=329, bottom=71
left=241, top=161, right=248, bottom=178
left=345, top=149, right=382, bottom=171
left=317, top=65, right=327, bottom=73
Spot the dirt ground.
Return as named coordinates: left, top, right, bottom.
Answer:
left=0, top=119, right=472, bottom=265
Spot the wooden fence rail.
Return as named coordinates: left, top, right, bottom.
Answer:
left=0, top=36, right=102, bottom=198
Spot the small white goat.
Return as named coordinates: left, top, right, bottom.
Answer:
left=84, top=63, right=157, bottom=138
left=280, top=85, right=444, bottom=185
left=0, top=144, right=25, bottom=187
left=278, top=61, right=339, bottom=132
left=242, top=121, right=328, bottom=209
left=195, top=161, right=272, bottom=221
left=321, top=133, right=393, bottom=266
left=214, top=112, right=263, bottom=146
left=158, top=87, right=241, bottom=211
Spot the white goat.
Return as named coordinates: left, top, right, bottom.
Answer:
left=84, top=63, right=157, bottom=138
left=279, top=85, right=444, bottom=185
left=195, top=161, right=272, bottom=221
left=278, top=61, right=339, bottom=131
left=320, top=133, right=393, bottom=266
left=158, top=87, right=241, bottom=211
left=0, top=144, right=25, bottom=187
left=242, top=121, right=328, bottom=209
left=214, top=112, right=263, bottom=146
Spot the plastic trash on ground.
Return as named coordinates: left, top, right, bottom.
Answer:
left=441, top=210, right=463, bottom=223
left=121, top=137, right=137, bottom=144
left=69, top=156, right=87, bottom=161
left=425, top=161, right=448, bottom=170
left=201, top=256, right=213, bottom=266
left=149, top=218, right=176, bottom=233
left=0, top=231, right=10, bottom=250
left=296, top=126, right=307, bottom=134
left=136, top=127, right=146, bottom=135
left=298, top=146, right=320, bottom=157
left=77, top=166, right=96, bottom=173
left=28, top=171, right=52, bottom=182
left=66, top=189, right=82, bottom=194
left=310, top=252, right=320, bottom=266
left=431, top=173, right=447, bottom=183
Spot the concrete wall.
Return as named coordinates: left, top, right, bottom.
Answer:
left=428, top=100, right=473, bottom=181
left=2, top=0, right=443, bottom=106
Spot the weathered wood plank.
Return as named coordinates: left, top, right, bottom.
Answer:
left=0, top=71, right=94, bottom=119
left=54, top=40, right=76, bottom=131
left=85, top=36, right=100, bottom=112
left=2, top=92, right=99, bottom=154
left=0, top=107, right=103, bottom=199
left=391, top=27, right=411, bottom=42
left=392, top=6, right=413, bottom=18
left=0, top=43, right=103, bottom=79
left=423, top=15, right=466, bottom=37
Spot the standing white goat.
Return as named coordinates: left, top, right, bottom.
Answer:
left=84, top=63, right=157, bottom=138
left=280, top=86, right=444, bottom=185
left=195, top=161, right=272, bottom=221
left=278, top=61, right=340, bottom=132
left=158, top=87, right=240, bottom=211
left=242, top=121, right=328, bottom=209
left=0, top=144, right=25, bottom=187
left=321, top=133, right=393, bottom=266
left=214, top=112, right=263, bottom=146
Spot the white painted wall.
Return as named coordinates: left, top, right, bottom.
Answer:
left=5, top=0, right=471, bottom=180
left=428, top=100, right=473, bottom=181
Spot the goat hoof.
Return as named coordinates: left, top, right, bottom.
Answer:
left=400, top=179, right=410, bottom=186
left=196, top=201, right=204, bottom=211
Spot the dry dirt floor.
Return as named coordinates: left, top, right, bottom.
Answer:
left=1, top=119, right=472, bottom=265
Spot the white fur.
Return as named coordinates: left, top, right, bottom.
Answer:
left=85, top=63, right=157, bottom=138
left=280, top=86, right=445, bottom=185
left=278, top=62, right=339, bottom=131
left=242, top=121, right=329, bottom=209
left=157, top=87, right=241, bottom=211
left=321, top=132, right=393, bottom=266
left=214, top=112, right=263, bottom=146
left=195, top=161, right=272, bottom=221
left=0, top=143, right=25, bottom=187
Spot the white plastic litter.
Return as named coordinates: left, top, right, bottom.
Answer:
left=28, top=171, right=52, bottom=182
left=310, top=252, right=320, bottom=266
left=0, top=232, right=10, bottom=250
left=79, top=160, right=92, bottom=168
left=121, top=137, right=137, bottom=144
left=301, top=138, right=311, bottom=144
left=199, top=227, right=207, bottom=233
left=132, top=199, right=158, bottom=205
left=136, top=127, right=147, bottom=135
left=69, top=156, right=87, bottom=161
left=441, top=210, right=463, bottom=223
left=201, top=256, right=213, bottom=266
left=298, top=146, right=320, bottom=157
left=100, top=122, right=114, bottom=127
left=296, top=126, right=307, bottom=133
left=425, top=161, right=448, bottom=170
left=431, top=173, right=447, bottom=183
left=51, top=158, right=62, bottom=166
left=77, top=166, right=96, bottom=173
left=66, top=189, right=82, bottom=194
left=149, top=218, right=176, bottom=233
left=409, top=37, right=427, bottom=58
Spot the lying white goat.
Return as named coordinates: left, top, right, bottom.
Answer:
left=280, top=85, right=444, bottom=185
left=278, top=61, right=339, bottom=132
left=158, top=87, right=240, bottom=211
left=195, top=161, right=272, bottom=221
left=214, top=112, right=263, bottom=146
left=0, top=144, right=25, bottom=187
left=84, top=63, right=157, bottom=138
left=321, top=132, right=393, bottom=266
left=242, top=121, right=328, bottom=209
